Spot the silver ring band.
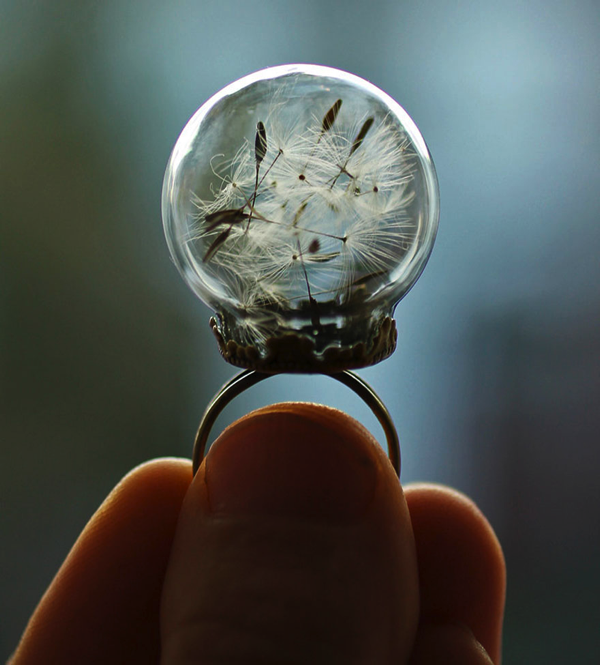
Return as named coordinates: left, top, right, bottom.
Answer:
left=192, top=369, right=400, bottom=476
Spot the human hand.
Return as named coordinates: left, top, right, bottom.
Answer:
left=12, top=403, right=505, bottom=664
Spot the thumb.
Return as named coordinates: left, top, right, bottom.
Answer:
left=160, top=403, right=419, bottom=664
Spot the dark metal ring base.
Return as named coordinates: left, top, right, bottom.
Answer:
left=192, top=370, right=400, bottom=477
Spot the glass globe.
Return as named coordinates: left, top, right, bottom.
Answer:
left=162, top=64, right=439, bottom=372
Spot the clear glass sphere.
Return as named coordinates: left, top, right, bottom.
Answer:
left=162, top=64, right=439, bottom=371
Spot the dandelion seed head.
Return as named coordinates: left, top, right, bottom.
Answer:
left=163, top=64, right=439, bottom=370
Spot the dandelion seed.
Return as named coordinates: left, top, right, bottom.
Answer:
left=321, top=99, right=342, bottom=133
left=349, top=117, right=374, bottom=157
left=255, top=121, right=267, bottom=165
left=306, top=251, right=340, bottom=263
left=204, top=208, right=249, bottom=233
left=203, top=227, right=232, bottom=263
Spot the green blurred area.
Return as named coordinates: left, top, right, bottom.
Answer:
left=2, top=1, right=600, bottom=661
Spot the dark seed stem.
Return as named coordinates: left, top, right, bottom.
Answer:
left=296, top=238, right=321, bottom=330
left=330, top=116, right=375, bottom=189
left=247, top=121, right=268, bottom=231
left=257, top=148, right=283, bottom=190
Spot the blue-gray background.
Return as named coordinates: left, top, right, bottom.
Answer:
left=1, top=1, right=599, bottom=661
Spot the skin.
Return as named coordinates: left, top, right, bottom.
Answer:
left=11, top=403, right=505, bottom=664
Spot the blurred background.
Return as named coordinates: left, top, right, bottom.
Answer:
left=1, top=0, right=599, bottom=661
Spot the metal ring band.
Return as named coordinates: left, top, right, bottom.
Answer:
left=192, top=369, right=400, bottom=476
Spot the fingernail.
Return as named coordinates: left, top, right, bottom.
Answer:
left=204, top=404, right=379, bottom=522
